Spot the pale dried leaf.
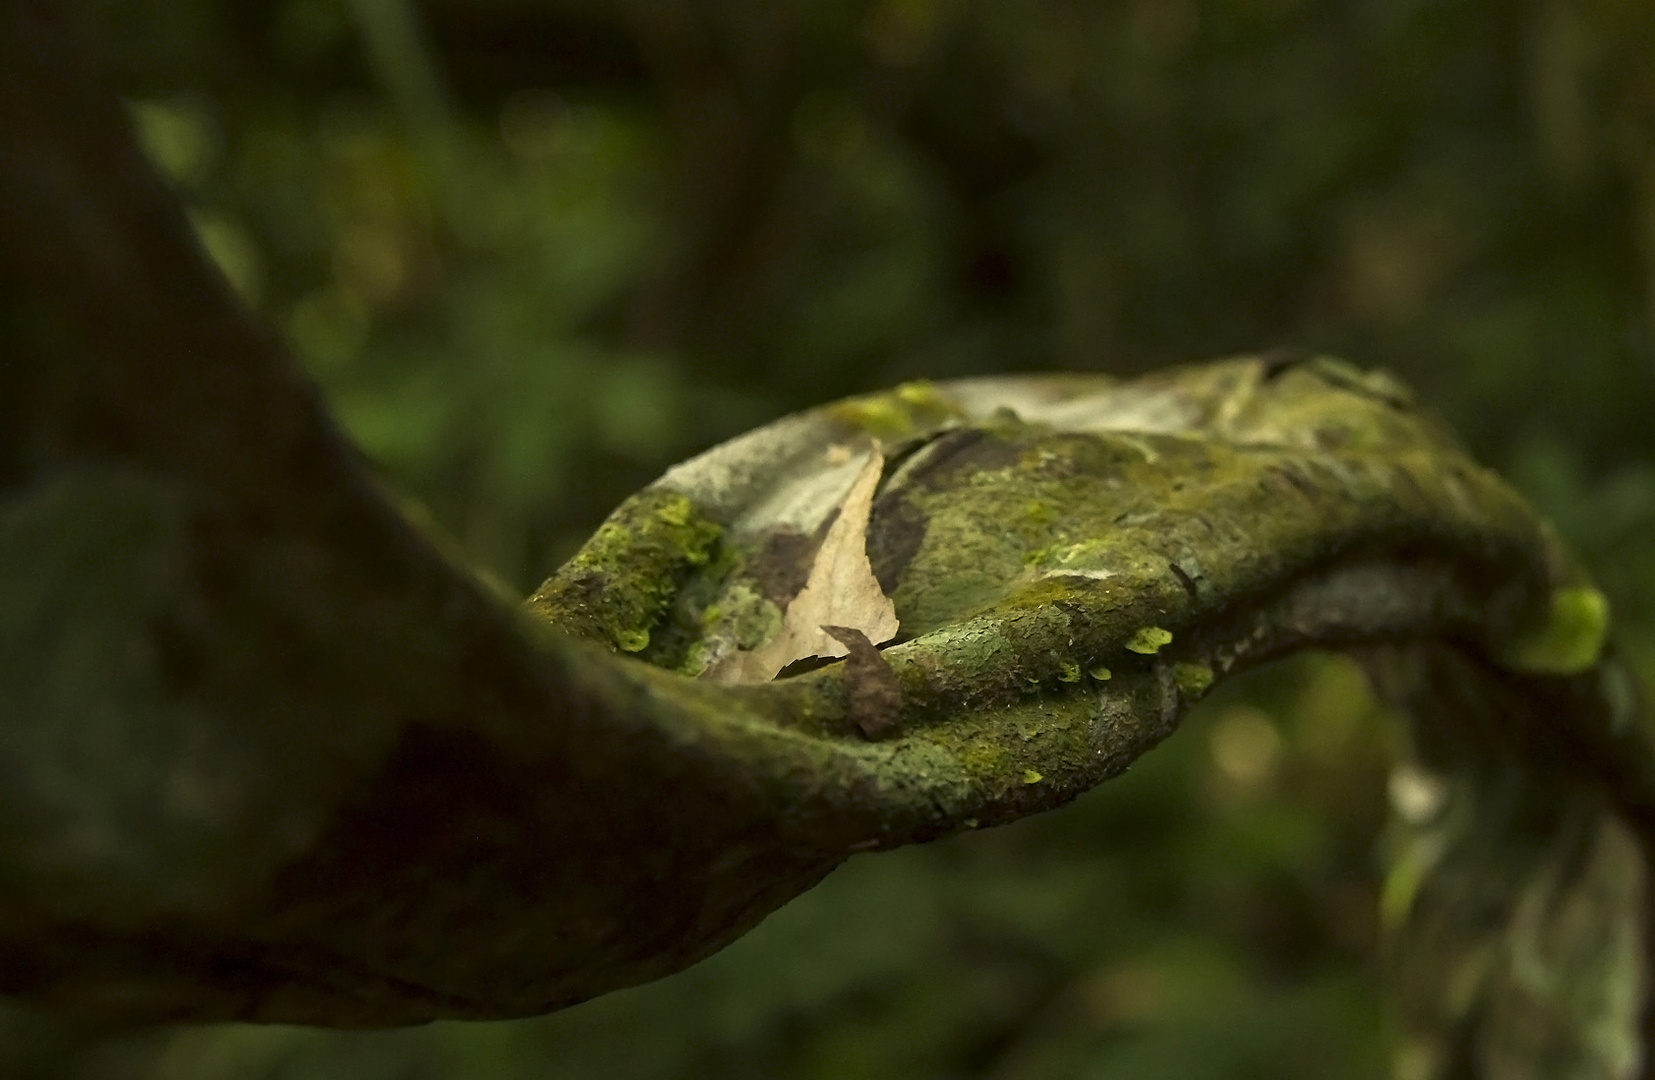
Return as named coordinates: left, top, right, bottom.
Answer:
left=710, top=448, right=899, bottom=683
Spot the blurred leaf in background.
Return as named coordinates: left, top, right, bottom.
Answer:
left=12, top=0, right=1653, bottom=1075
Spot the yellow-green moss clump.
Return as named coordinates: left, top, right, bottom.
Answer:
left=1125, top=627, right=1173, bottom=655
left=1494, top=585, right=1610, bottom=676
left=526, top=489, right=723, bottom=654
left=827, top=380, right=965, bottom=439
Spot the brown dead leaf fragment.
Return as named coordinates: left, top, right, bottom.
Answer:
left=822, top=625, right=903, bottom=739
left=711, top=447, right=900, bottom=683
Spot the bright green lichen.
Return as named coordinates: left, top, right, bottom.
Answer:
left=616, top=629, right=650, bottom=653
left=656, top=498, right=693, bottom=528
left=679, top=641, right=712, bottom=676
left=1022, top=769, right=1043, bottom=784
left=1090, top=665, right=1113, bottom=681
left=1494, top=585, right=1610, bottom=676
left=1125, top=627, right=1173, bottom=654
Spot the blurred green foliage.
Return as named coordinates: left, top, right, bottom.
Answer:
left=16, top=0, right=1655, bottom=1075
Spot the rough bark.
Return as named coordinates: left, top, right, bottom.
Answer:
left=2, top=3, right=1651, bottom=1076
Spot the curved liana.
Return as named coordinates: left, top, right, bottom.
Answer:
left=522, top=355, right=1648, bottom=1077
left=530, top=355, right=1604, bottom=838
left=1, top=5, right=1649, bottom=1068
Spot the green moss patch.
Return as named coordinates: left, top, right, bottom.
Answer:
left=1125, top=627, right=1173, bottom=654
left=526, top=489, right=723, bottom=653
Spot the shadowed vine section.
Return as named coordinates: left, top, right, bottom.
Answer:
left=0, top=3, right=1650, bottom=1077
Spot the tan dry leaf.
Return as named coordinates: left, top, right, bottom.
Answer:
left=711, top=447, right=899, bottom=683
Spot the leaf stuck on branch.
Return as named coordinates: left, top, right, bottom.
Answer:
left=710, top=447, right=899, bottom=683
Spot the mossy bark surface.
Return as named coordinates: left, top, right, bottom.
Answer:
left=2, top=4, right=1652, bottom=1075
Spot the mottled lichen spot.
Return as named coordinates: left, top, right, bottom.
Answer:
left=1058, top=660, right=1082, bottom=683
left=956, top=742, right=1011, bottom=779
left=616, top=629, right=650, bottom=653
left=1125, top=627, right=1173, bottom=654
left=718, top=582, right=783, bottom=650
left=1172, top=661, right=1214, bottom=696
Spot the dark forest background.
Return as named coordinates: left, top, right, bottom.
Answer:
left=11, top=0, right=1655, bottom=1076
